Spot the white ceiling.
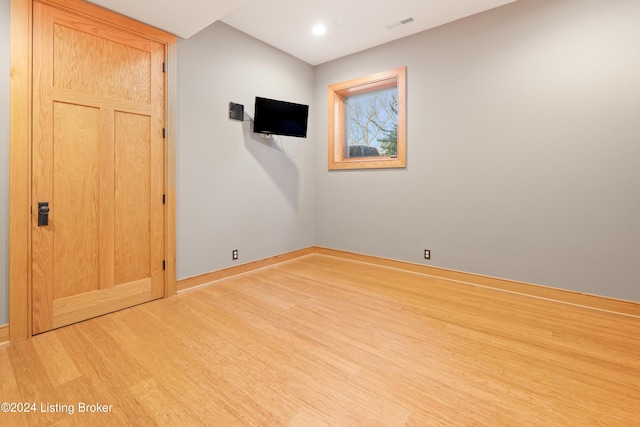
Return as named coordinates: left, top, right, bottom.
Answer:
left=90, top=0, right=519, bottom=66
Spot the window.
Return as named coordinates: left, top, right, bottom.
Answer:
left=328, top=66, right=406, bottom=170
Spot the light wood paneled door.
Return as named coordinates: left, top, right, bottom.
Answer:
left=31, top=2, right=166, bottom=334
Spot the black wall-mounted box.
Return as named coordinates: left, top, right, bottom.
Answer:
left=229, top=102, right=244, bottom=121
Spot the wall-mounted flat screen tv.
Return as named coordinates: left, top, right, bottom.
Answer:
left=253, top=97, right=309, bottom=138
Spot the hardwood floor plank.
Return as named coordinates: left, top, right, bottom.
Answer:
left=1, top=253, right=639, bottom=425
left=31, top=332, right=81, bottom=387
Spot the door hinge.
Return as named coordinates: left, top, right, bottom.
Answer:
left=163, top=62, right=166, bottom=73
left=162, top=128, right=166, bottom=139
left=163, top=260, right=166, bottom=270
left=162, top=194, right=166, bottom=205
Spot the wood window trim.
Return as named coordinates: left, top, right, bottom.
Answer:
left=328, top=66, right=407, bottom=170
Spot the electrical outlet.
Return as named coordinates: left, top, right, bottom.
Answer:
left=232, top=249, right=238, bottom=260
left=424, top=249, right=431, bottom=260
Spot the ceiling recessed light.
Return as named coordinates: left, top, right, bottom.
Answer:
left=312, top=24, right=326, bottom=36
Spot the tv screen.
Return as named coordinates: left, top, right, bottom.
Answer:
left=253, top=97, right=309, bottom=138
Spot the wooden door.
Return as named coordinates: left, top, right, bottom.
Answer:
left=31, top=2, right=166, bottom=334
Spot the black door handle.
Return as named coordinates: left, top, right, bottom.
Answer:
left=38, top=202, right=50, bottom=226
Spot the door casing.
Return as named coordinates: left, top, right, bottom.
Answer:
left=9, top=0, right=177, bottom=341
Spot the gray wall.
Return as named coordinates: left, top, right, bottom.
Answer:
left=314, top=0, right=640, bottom=301
left=176, top=22, right=316, bottom=279
left=1, top=0, right=10, bottom=324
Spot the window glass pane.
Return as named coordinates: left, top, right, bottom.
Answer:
left=344, top=86, right=398, bottom=158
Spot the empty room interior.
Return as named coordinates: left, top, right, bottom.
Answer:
left=1, top=0, right=640, bottom=425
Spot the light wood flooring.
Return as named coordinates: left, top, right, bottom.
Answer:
left=1, top=254, right=639, bottom=426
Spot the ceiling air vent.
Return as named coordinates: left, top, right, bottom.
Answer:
left=387, top=17, right=415, bottom=30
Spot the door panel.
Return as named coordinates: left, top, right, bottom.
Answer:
left=52, top=102, right=101, bottom=299
left=32, top=2, right=165, bottom=334
left=114, top=111, right=151, bottom=285
left=53, top=21, right=152, bottom=104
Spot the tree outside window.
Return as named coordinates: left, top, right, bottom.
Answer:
left=345, top=87, right=397, bottom=157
